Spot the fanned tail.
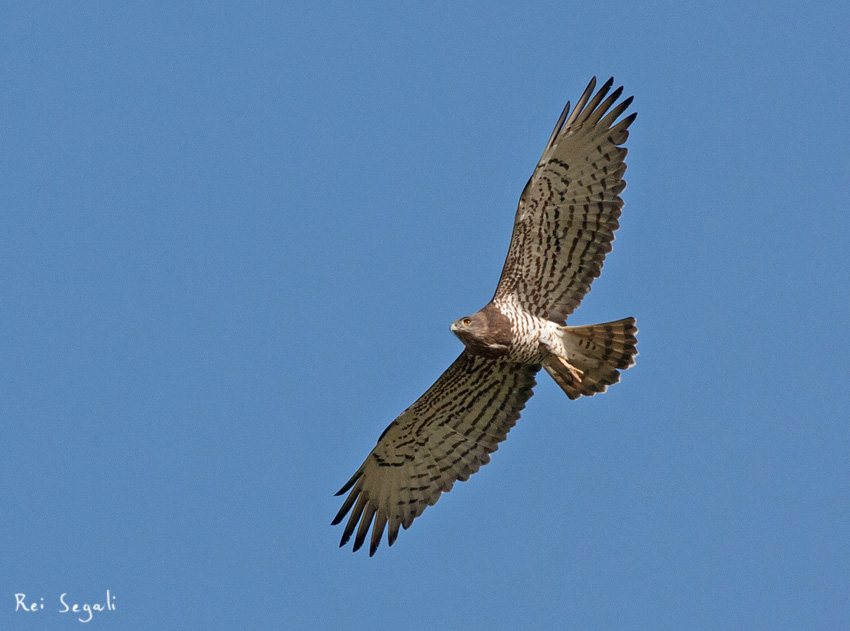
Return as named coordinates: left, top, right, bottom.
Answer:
left=544, top=317, right=637, bottom=400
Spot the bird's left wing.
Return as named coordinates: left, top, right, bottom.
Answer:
left=493, top=77, right=636, bottom=323
left=333, top=350, right=539, bottom=555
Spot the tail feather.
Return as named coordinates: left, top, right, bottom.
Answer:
left=544, top=317, right=637, bottom=400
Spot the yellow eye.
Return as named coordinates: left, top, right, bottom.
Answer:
left=462, top=318, right=471, bottom=326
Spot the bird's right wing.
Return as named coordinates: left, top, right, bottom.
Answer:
left=332, top=350, right=539, bottom=555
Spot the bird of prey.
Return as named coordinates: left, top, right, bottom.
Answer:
left=333, top=77, right=638, bottom=555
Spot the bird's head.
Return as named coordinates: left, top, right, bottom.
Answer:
left=450, top=306, right=512, bottom=358
left=450, top=313, right=482, bottom=338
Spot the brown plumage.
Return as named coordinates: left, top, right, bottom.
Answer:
left=333, top=77, right=638, bottom=555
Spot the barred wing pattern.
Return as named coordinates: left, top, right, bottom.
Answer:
left=333, top=351, right=539, bottom=555
left=494, top=77, right=636, bottom=323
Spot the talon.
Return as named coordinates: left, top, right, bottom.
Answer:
left=558, top=356, right=583, bottom=382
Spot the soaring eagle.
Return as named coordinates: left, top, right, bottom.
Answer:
left=333, top=77, right=638, bottom=555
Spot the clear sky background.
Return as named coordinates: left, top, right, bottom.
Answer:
left=3, top=2, right=849, bottom=629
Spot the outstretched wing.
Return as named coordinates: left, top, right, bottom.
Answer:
left=493, top=77, right=636, bottom=323
left=332, top=351, right=539, bottom=555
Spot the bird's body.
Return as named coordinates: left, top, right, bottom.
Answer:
left=452, top=297, right=565, bottom=364
left=333, top=77, right=639, bottom=555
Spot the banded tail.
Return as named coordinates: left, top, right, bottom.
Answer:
left=544, top=317, right=638, bottom=400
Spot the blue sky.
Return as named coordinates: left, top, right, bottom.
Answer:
left=2, top=2, right=849, bottom=629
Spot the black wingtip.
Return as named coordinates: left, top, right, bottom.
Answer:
left=332, top=484, right=361, bottom=526
left=331, top=499, right=349, bottom=526
left=334, top=470, right=361, bottom=496
left=609, top=85, right=624, bottom=103
left=582, top=76, right=598, bottom=98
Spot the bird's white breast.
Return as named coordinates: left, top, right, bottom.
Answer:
left=493, top=295, right=561, bottom=364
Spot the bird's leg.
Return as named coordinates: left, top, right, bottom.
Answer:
left=557, top=356, right=584, bottom=382
left=540, top=327, right=584, bottom=383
